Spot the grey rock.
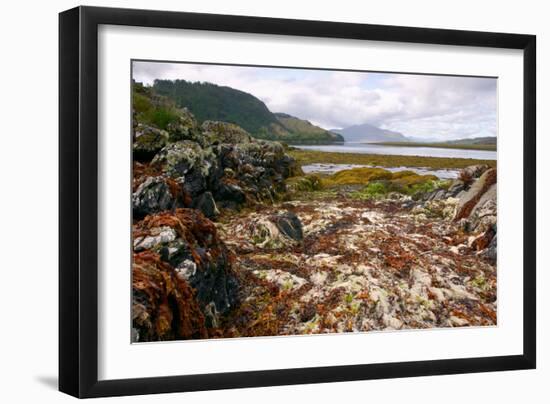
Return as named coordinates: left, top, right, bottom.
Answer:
left=447, top=179, right=466, bottom=197
left=132, top=176, right=174, bottom=218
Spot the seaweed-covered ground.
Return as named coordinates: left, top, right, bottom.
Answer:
left=217, top=194, right=496, bottom=337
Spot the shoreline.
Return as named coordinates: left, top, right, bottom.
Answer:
left=367, top=141, right=496, bottom=151
left=287, top=148, right=497, bottom=170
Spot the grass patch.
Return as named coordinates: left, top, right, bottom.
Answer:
left=133, top=85, right=180, bottom=130
left=287, top=148, right=496, bottom=170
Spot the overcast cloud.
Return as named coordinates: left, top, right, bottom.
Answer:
left=133, top=61, right=497, bottom=141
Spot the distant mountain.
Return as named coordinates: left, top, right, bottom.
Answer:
left=331, top=123, right=408, bottom=143
left=274, top=113, right=344, bottom=144
left=153, top=79, right=342, bottom=144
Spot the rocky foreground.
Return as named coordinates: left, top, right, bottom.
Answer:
left=219, top=187, right=496, bottom=337
left=131, top=85, right=497, bottom=342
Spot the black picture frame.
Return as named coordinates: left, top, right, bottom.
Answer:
left=59, top=6, right=536, bottom=398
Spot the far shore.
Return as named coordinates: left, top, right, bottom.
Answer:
left=287, top=148, right=497, bottom=170
left=366, top=141, right=496, bottom=151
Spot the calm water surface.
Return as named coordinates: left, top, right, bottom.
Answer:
left=295, top=142, right=496, bottom=160
left=302, top=163, right=459, bottom=179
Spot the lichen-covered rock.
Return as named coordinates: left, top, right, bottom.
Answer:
left=166, top=108, right=202, bottom=144
left=201, top=120, right=252, bottom=144
left=152, top=140, right=215, bottom=179
left=132, top=176, right=175, bottom=219
left=133, top=209, right=239, bottom=325
left=133, top=124, right=169, bottom=162
left=132, top=251, right=207, bottom=341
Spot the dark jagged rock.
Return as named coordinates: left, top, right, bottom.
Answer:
left=272, top=211, right=303, bottom=242
left=215, top=181, right=247, bottom=209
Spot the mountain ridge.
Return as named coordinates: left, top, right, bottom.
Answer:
left=331, top=123, right=408, bottom=143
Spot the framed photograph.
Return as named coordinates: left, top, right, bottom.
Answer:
left=59, top=6, right=536, bottom=398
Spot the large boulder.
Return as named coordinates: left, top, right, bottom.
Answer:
left=133, top=209, right=239, bottom=326
left=166, top=108, right=202, bottom=144
left=201, top=121, right=252, bottom=144
left=133, top=124, right=169, bottom=162
left=454, top=168, right=497, bottom=221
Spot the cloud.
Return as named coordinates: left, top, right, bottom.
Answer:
left=132, top=61, right=497, bottom=140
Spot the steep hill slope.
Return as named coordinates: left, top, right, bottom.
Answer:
left=152, top=79, right=342, bottom=144
left=274, top=113, right=344, bottom=144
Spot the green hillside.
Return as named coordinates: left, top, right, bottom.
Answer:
left=152, top=79, right=342, bottom=144
left=274, top=113, right=344, bottom=144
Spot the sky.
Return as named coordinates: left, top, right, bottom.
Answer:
left=133, top=61, right=497, bottom=141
